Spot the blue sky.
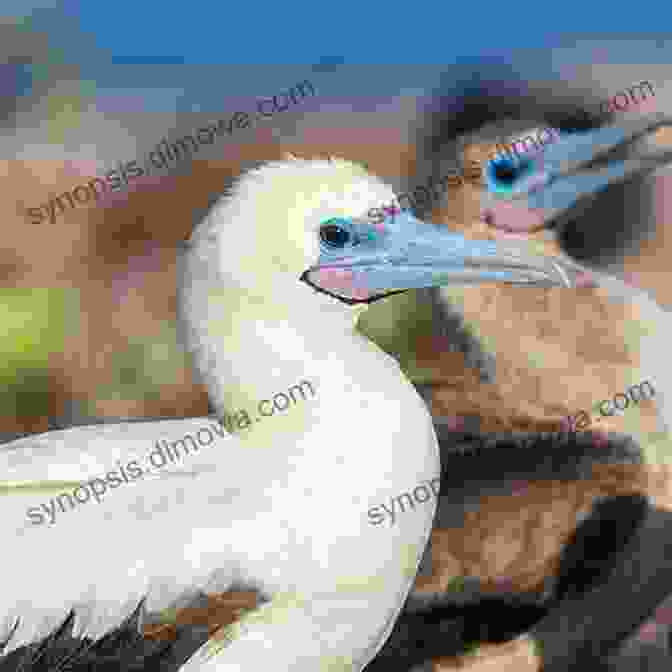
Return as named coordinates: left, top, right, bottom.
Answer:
left=71, top=4, right=671, bottom=67
left=5, top=1, right=671, bottom=116
left=13, top=0, right=672, bottom=68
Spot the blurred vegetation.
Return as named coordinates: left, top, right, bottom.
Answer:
left=357, top=289, right=440, bottom=385
left=0, top=287, right=194, bottom=422
left=97, top=321, right=193, bottom=404
left=0, top=288, right=78, bottom=418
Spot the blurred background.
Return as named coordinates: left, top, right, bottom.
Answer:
left=1, top=1, right=670, bottom=440
left=3, top=1, right=672, bottom=668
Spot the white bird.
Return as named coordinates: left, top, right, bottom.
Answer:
left=0, top=155, right=580, bottom=672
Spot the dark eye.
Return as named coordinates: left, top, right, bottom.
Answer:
left=485, top=154, right=539, bottom=195
left=488, top=156, right=532, bottom=185
left=319, top=219, right=351, bottom=249
left=491, top=158, right=519, bottom=184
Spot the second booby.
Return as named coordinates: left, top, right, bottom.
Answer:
left=368, top=89, right=672, bottom=670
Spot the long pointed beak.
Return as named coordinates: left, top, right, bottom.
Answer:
left=526, top=114, right=672, bottom=225
left=304, top=213, right=582, bottom=304
left=542, top=112, right=670, bottom=176
left=529, top=156, right=672, bottom=221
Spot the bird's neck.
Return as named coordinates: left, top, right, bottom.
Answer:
left=589, top=269, right=672, bottom=446
left=192, top=291, right=417, bottom=444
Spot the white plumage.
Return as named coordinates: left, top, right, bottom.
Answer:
left=0, top=156, right=599, bottom=671
left=0, top=158, right=438, bottom=672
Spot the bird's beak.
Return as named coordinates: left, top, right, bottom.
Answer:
left=501, top=114, right=672, bottom=226
left=303, top=212, right=584, bottom=304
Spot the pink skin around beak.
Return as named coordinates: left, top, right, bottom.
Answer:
left=310, top=267, right=372, bottom=301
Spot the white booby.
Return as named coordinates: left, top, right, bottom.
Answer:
left=0, top=156, right=579, bottom=671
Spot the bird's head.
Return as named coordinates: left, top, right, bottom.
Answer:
left=180, top=155, right=584, bottom=328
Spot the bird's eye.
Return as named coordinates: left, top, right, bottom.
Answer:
left=486, top=155, right=535, bottom=189
left=319, top=219, right=352, bottom=249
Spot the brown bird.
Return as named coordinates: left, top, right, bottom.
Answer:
left=360, top=58, right=672, bottom=672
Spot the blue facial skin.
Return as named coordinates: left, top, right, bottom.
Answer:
left=484, top=128, right=568, bottom=197
left=484, top=125, right=639, bottom=213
